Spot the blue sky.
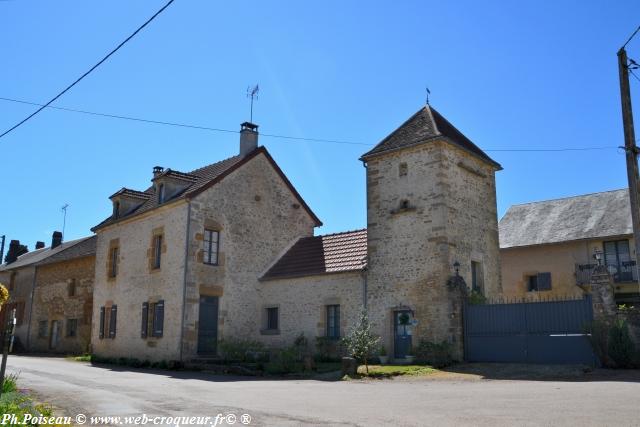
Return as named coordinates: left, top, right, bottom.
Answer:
left=1, top=1, right=639, bottom=250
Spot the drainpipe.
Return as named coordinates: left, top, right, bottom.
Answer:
left=362, top=266, right=368, bottom=308
left=26, top=266, right=38, bottom=351
left=179, top=201, right=192, bottom=362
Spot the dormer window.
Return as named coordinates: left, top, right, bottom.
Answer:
left=158, top=184, right=165, bottom=204
left=113, top=201, right=120, bottom=219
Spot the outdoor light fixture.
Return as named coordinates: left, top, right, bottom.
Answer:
left=453, top=261, right=460, bottom=276
left=593, top=249, right=603, bottom=266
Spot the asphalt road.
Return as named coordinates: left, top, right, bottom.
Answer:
left=6, top=356, right=640, bottom=427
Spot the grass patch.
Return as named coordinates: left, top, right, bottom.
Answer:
left=68, top=354, right=91, bottom=362
left=356, top=364, right=438, bottom=378
left=0, top=374, right=67, bottom=426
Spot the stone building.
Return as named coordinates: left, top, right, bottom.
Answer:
left=92, top=107, right=501, bottom=363
left=500, top=189, right=640, bottom=306
left=0, top=233, right=95, bottom=353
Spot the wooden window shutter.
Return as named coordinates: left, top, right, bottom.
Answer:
left=537, top=272, right=552, bottom=291
left=141, top=302, right=149, bottom=338
left=99, top=307, right=105, bottom=339
left=153, top=300, right=164, bottom=338
left=109, top=305, right=117, bottom=338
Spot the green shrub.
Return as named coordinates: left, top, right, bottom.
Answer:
left=342, top=309, right=380, bottom=373
left=608, top=319, right=635, bottom=368
left=414, top=340, right=454, bottom=368
left=2, top=373, right=18, bottom=394
left=468, top=290, right=487, bottom=305
left=265, top=346, right=302, bottom=375
left=219, top=339, right=266, bottom=362
left=315, top=337, right=342, bottom=362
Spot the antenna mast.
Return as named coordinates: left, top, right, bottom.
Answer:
left=247, top=84, right=259, bottom=122
left=61, top=204, right=69, bottom=238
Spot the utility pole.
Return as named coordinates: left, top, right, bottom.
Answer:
left=618, top=46, right=640, bottom=296
left=0, top=235, right=4, bottom=265
left=0, top=308, right=16, bottom=398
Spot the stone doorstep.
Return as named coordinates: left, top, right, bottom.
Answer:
left=392, top=357, right=416, bottom=365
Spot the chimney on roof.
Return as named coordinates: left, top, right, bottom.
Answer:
left=5, top=240, right=20, bottom=264
left=35, top=241, right=45, bottom=250
left=240, top=122, right=259, bottom=156
left=153, top=166, right=164, bottom=179
left=51, top=231, right=63, bottom=249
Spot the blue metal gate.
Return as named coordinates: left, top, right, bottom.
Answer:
left=464, top=295, right=596, bottom=364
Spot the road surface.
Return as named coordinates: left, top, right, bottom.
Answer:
left=6, top=356, right=640, bottom=426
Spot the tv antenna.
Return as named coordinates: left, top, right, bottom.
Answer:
left=247, top=84, right=259, bottom=122
left=61, top=203, right=69, bottom=238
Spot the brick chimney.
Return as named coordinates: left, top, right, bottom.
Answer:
left=5, top=240, right=20, bottom=264
left=51, top=231, right=63, bottom=249
left=35, top=241, right=45, bottom=250
left=153, top=166, right=164, bottom=179
left=240, top=122, right=259, bottom=156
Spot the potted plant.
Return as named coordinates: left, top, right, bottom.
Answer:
left=378, top=345, right=388, bottom=364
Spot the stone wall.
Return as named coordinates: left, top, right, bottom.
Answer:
left=92, top=202, right=189, bottom=362
left=258, top=272, right=363, bottom=348
left=364, top=139, right=500, bottom=361
left=0, top=266, right=35, bottom=350
left=29, top=256, right=94, bottom=354
left=181, top=152, right=316, bottom=359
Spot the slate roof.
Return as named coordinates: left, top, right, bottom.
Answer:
left=261, top=229, right=367, bottom=280
left=0, top=235, right=96, bottom=271
left=499, top=189, right=632, bottom=249
left=93, top=147, right=322, bottom=231
left=360, top=106, right=501, bottom=169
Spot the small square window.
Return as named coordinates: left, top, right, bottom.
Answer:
left=153, top=235, right=163, bottom=269
left=203, top=229, right=220, bottom=265
left=68, top=279, right=77, bottom=297
left=399, top=162, right=408, bottom=177
left=266, top=307, right=278, bottom=331
left=67, top=319, right=78, bottom=337
left=38, top=320, right=48, bottom=338
left=326, top=305, right=340, bottom=339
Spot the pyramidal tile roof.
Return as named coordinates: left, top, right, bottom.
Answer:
left=261, top=229, right=367, bottom=280
left=361, top=105, right=501, bottom=169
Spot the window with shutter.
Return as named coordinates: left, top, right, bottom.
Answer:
left=141, top=302, right=149, bottom=338
left=203, top=229, right=220, bottom=265
left=537, top=272, right=552, bottom=291
left=109, top=305, right=117, bottom=338
left=326, top=305, right=340, bottom=339
left=153, top=300, right=164, bottom=338
left=99, top=306, right=105, bottom=339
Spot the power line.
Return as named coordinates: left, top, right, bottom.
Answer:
left=630, top=68, right=640, bottom=84
left=0, top=0, right=175, bottom=142
left=0, top=95, right=620, bottom=152
left=622, top=24, right=640, bottom=49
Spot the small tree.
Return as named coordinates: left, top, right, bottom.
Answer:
left=0, top=284, right=8, bottom=307
left=342, top=309, right=380, bottom=373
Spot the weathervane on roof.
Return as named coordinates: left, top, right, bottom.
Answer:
left=61, top=203, right=69, bottom=238
left=247, top=84, right=259, bottom=123
left=426, top=87, right=431, bottom=106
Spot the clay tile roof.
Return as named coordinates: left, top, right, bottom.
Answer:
left=0, top=235, right=96, bottom=271
left=110, top=188, right=151, bottom=200
left=360, top=105, right=501, bottom=169
left=261, top=229, right=367, bottom=280
left=93, top=147, right=321, bottom=231
left=499, top=189, right=632, bottom=249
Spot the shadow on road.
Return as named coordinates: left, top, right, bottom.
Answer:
left=442, top=363, right=640, bottom=383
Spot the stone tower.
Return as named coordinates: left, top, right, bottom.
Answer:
left=360, top=106, right=502, bottom=360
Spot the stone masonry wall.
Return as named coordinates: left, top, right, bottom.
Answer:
left=92, top=202, right=189, bottom=362
left=0, top=266, right=35, bottom=350
left=182, top=152, right=316, bottom=359
left=364, top=139, right=500, bottom=360
left=29, top=256, right=94, bottom=354
left=258, top=272, right=363, bottom=348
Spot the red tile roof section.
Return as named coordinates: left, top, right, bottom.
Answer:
left=261, top=229, right=367, bottom=280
